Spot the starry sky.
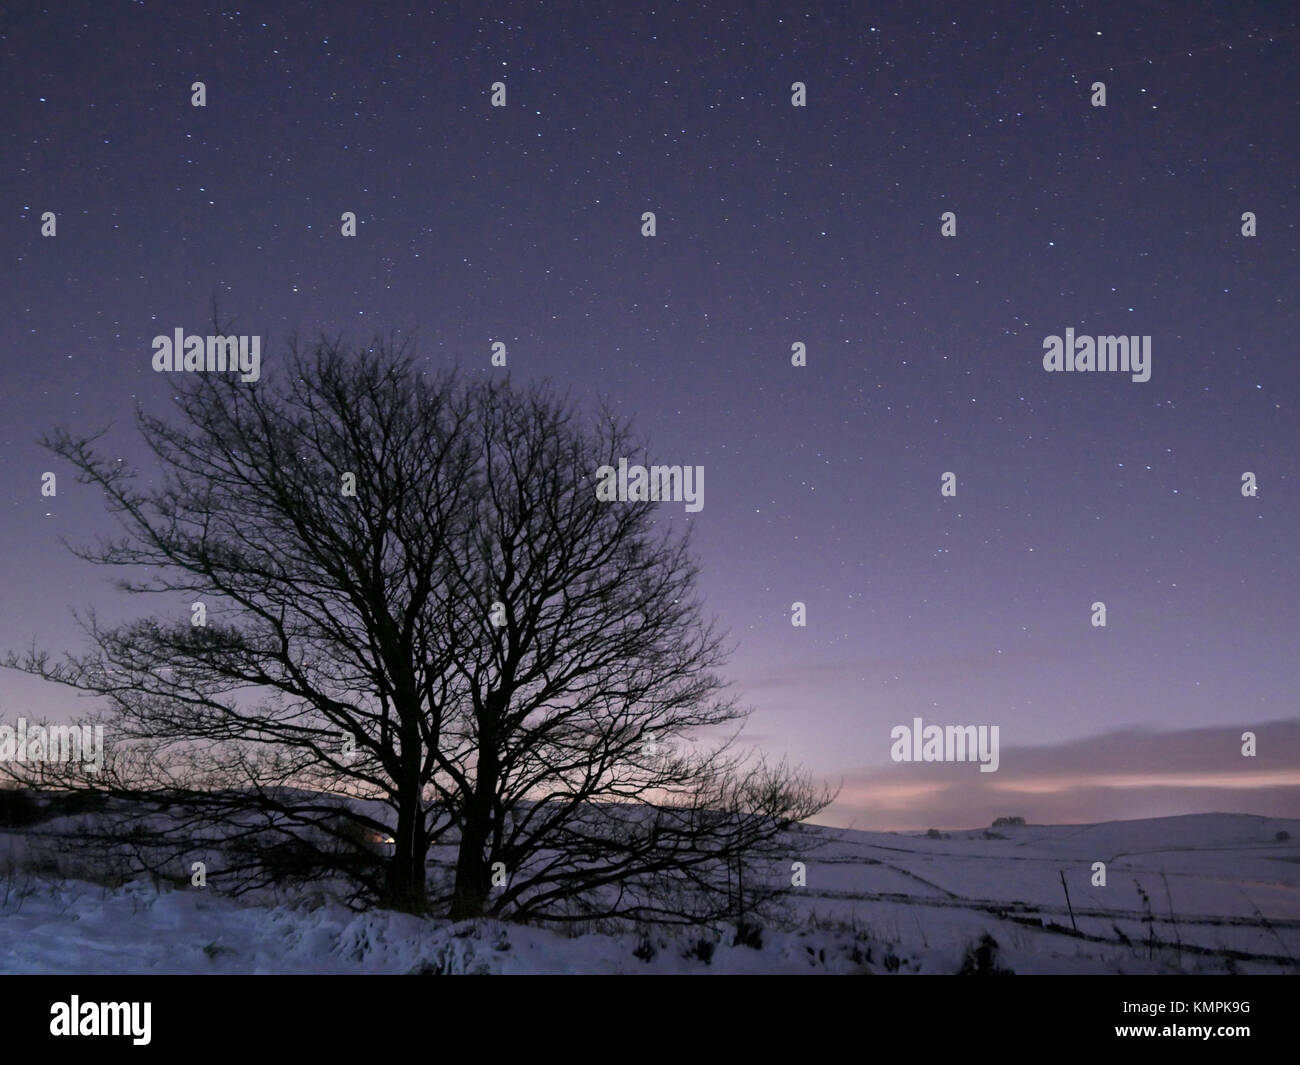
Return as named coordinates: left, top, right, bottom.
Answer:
left=3, top=1, right=1298, bottom=829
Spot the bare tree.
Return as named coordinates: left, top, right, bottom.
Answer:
left=436, top=380, right=831, bottom=921
left=6, top=335, right=477, bottom=910
left=4, top=334, right=832, bottom=920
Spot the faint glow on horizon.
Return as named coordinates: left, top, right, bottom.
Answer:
left=831, top=768, right=1300, bottom=815
left=993, top=771, right=1300, bottom=794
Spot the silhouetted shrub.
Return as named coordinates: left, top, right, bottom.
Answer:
left=958, top=933, right=1014, bottom=975
left=0, top=788, right=43, bottom=828
left=733, top=920, right=763, bottom=950
left=47, top=790, right=109, bottom=817
left=685, top=937, right=715, bottom=964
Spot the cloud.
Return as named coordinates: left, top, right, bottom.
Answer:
left=821, top=718, right=1300, bottom=830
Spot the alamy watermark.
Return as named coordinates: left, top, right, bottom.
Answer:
left=50, top=997, right=151, bottom=1045
left=151, top=328, right=261, bottom=382
left=595, top=458, right=704, bottom=512
left=890, top=716, right=999, bottom=773
left=1042, top=329, right=1150, bottom=382
left=0, top=718, right=104, bottom=774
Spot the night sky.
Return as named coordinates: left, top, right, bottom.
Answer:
left=3, top=1, right=1297, bottom=829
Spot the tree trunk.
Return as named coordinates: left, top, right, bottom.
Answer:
left=382, top=770, right=428, bottom=912
left=448, top=743, right=499, bottom=919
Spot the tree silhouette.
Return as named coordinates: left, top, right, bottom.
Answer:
left=4, top=332, right=831, bottom=919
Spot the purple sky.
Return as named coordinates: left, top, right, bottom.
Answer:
left=3, top=1, right=1297, bottom=829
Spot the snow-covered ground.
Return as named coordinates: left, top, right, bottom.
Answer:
left=1, top=811, right=1297, bottom=974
